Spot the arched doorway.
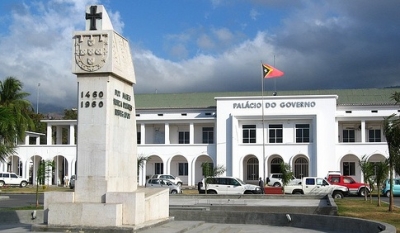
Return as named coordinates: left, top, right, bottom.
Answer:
left=53, top=155, right=68, bottom=186
left=293, top=157, right=309, bottom=179
left=194, top=155, right=213, bottom=184
left=7, top=155, right=22, bottom=175
left=170, top=155, right=188, bottom=185
left=244, top=156, right=259, bottom=182
left=340, top=154, right=360, bottom=181
left=146, top=155, right=163, bottom=180
left=270, top=157, right=283, bottom=173
left=29, top=155, right=42, bottom=185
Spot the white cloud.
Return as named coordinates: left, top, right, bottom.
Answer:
left=197, top=34, right=215, bottom=50
left=0, top=0, right=399, bottom=113
left=250, top=9, right=260, bottom=20
left=212, top=28, right=233, bottom=43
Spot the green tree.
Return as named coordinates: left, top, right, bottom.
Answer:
left=137, top=155, right=149, bottom=181
left=382, top=91, right=400, bottom=211
left=359, top=155, right=374, bottom=201
left=374, top=160, right=389, bottom=207
left=201, top=162, right=226, bottom=194
left=280, top=162, right=294, bottom=194
left=137, top=155, right=149, bottom=169
left=0, top=77, right=34, bottom=161
left=63, top=108, right=78, bottom=120
left=0, top=107, right=17, bottom=162
left=35, top=160, right=53, bottom=207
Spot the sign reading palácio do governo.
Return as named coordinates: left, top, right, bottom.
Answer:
left=232, top=101, right=316, bottom=109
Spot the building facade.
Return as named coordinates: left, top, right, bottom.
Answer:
left=2, top=88, right=399, bottom=187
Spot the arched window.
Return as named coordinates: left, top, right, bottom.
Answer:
left=270, top=158, right=283, bottom=173
left=294, top=157, right=308, bottom=178
left=247, top=158, right=259, bottom=180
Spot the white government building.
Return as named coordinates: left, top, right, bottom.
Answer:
left=2, top=88, right=399, bottom=187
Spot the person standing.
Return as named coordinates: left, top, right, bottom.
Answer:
left=64, top=175, right=69, bottom=187
left=258, top=177, right=265, bottom=194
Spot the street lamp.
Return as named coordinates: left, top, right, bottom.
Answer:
left=36, top=83, right=40, bottom=114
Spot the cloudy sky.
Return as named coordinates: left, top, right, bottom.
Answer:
left=0, top=0, right=399, bottom=113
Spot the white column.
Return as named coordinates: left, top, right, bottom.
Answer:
left=24, top=135, right=29, bottom=145
left=165, top=123, right=170, bottom=144
left=190, top=123, right=194, bottom=144
left=36, top=136, right=40, bottom=145
left=139, top=160, right=147, bottom=186
left=140, top=123, right=145, bottom=144
left=188, top=159, right=192, bottom=186
left=56, top=126, right=62, bottom=144
left=361, top=120, right=366, bottom=143
left=70, top=159, right=75, bottom=176
left=335, top=120, right=339, bottom=143
left=69, top=124, right=75, bottom=145
left=47, top=124, right=52, bottom=145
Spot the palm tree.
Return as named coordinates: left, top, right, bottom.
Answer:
left=201, top=162, right=226, bottom=194
left=383, top=114, right=400, bottom=212
left=0, top=77, right=34, bottom=161
left=390, top=92, right=400, bottom=176
left=375, top=160, right=389, bottom=207
left=359, top=155, right=374, bottom=201
left=0, top=107, right=17, bottom=162
left=382, top=91, right=400, bottom=211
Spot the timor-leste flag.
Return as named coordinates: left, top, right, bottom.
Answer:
left=262, top=64, right=284, bottom=78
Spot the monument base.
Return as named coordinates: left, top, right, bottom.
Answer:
left=32, top=217, right=173, bottom=233
left=41, top=188, right=169, bottom=228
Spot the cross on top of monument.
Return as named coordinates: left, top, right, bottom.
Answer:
left=86, top=6, right=102, bottom=30
left=84, top=5, right=113, bottom=31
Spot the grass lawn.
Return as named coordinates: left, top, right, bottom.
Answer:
left=0, top=185, right=72, bottom=194
left=336, top=198, right=400, bottom=233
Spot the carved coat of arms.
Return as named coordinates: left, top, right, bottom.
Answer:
left=74, top=34, right=108, bottom=72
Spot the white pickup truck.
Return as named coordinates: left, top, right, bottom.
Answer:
left=284, top=177, right=349, bottom=199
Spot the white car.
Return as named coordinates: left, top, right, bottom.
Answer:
left=150, top=174, right=183, bottom=186
left=145, top=178, right=181, bottom=194
left=199, top=176, right=262, bottom=194
left=266, top=173, right=301, bottom=187
left=0, top=172, right=28, bottom=187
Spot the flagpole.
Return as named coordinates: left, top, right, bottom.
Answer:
left=273, top=55, right=276, bottom=93
left=261, top=62, right=266, bottom=182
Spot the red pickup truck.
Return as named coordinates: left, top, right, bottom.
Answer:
left=327, top=174, right=370, bottom=197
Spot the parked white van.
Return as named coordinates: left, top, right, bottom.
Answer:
left=198, top=176, right=261, bottom=194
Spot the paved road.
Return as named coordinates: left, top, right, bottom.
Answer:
left=0, top=193, right=397, bottom=233
left=0, top=194, right=44, bottom=208
left=1, top=193, right=399, bottom=209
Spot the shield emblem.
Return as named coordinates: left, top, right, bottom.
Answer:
left=74, top=34, right=108, bottom=72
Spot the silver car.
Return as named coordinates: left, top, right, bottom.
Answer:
left=145, top=178, right=181, bottom=194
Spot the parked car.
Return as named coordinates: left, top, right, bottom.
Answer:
left=69, top=175, right=76, bottom=189
left=0, top=172, right=28, bottom=187
left=327, top=174, right=370, bottom=196
left=145, top=178, right=181, bottom=194
left=284, top=177, right=349, bottom=199
left=150, top=174, right=183, bottom=186
left=266, top=173, right=302, bottom=187
left=382, top=178, right=400, bottom=197
left=198, top=176, right=262, bottom=194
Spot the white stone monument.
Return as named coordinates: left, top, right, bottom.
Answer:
left=40, top=5, right=169, bottom=231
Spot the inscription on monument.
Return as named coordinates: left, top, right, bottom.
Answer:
left=80, top=91, right=104, bottom=108
left=114, top=89, right=132, bottom=119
